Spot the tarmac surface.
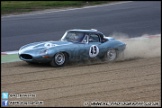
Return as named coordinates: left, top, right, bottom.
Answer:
left=1, top=1, right=161, bottom=51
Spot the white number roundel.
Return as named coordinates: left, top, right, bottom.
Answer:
left=89, top=45, right=99, bottom=58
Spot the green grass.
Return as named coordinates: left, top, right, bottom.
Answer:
left=1, top=1, right=115, bottom=15
left=1, top=54, right=20, bottom=63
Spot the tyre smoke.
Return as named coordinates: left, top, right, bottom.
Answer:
left=111, top=33, right=161, bottom=59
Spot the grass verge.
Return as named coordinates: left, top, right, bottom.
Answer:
left=1, top=1, right=116, bottom=15
left=1, top=54, right=20, bottom=63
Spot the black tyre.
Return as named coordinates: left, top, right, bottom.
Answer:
left=50, top=52, right=67, bottom=67
left=106, top=49, right=117, bottom=62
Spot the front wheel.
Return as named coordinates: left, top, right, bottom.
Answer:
left=50, top=52, right=67, bottom=67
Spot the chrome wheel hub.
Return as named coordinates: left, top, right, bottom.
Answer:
left=55, top=53, right=65, bottom=65
left=107, top=49, right=116, bottom=61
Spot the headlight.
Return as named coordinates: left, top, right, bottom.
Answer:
left=39, top=49, right=48, bottom=55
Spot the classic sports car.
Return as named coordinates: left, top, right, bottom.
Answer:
left=18, top=29, right=126, bottom=67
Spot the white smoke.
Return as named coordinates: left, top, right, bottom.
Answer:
left=111, top=33, right=161, bottom=59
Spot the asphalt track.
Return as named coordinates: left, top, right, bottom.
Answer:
left=1, top=1, right=161, bottom=51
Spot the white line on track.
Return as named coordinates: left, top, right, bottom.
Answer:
left=1, top=51, right=18, bottom=55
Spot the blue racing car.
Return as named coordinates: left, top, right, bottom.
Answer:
left=18, top=29, right=126, bottom=67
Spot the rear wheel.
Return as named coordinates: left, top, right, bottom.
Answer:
left=50, top=52, right=67, bottom=67
left=106, top=49, right=117, bottom=62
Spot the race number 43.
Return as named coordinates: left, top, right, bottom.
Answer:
left=89, top=45, right=99, bottom=58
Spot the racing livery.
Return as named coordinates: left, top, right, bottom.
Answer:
left=18, top=29, right=126, bottom=67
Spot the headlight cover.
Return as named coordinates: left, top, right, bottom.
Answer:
left=39, top=49, right=48, bottom=55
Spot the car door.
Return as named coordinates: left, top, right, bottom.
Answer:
left=82, top=33, right=102, bottom=59
left=73, top=33, right=104, bottom=61
left=88, top=34, right=101, bottom=58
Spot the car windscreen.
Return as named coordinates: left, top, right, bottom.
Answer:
left=61, top=31, right=85, bottom=42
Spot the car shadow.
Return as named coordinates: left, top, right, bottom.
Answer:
left=18, top=57, right=142, bottom=68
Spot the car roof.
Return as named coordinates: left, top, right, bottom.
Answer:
left=67, top=29, right=103, bottom=34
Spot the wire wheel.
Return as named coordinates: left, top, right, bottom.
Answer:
left=107, top=49, right=117, bottom=62
left=55, top=53, right=65, bottom=65
left=50, top=52, right=67, bottom=67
